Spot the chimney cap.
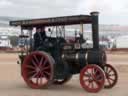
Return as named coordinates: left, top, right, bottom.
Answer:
left=90, top=11, right=99, bottom=16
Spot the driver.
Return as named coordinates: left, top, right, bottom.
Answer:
left=34, top=27, right=46, bottom=50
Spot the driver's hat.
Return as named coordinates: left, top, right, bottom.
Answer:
left=36, top=26, right=45, bottom=32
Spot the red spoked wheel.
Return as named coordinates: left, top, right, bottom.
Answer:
left=22, top=51, right=54, bottom=89
left=104, top=64, right=118, bottom=89
left=53, top=75, right=72, bottom=85
left=80, top=65, right=105, bottom=93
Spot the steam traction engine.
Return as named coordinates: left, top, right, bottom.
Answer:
left=10, top=12, right=118, bottom=93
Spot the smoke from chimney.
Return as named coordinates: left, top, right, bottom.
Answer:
left=75, top=0, right=113, bottom=14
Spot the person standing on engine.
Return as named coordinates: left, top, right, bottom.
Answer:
left=34, top=27, right=46, bottom=50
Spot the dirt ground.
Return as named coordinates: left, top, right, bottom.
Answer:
left=0, top=52, right=128, bottom=96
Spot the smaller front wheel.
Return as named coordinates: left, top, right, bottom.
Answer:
left=80, top=65, right=105, bottom=93
left=104, top=64, right=118, bottom=89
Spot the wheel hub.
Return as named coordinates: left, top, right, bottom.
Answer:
left=36, top=67, right=41, bottom=73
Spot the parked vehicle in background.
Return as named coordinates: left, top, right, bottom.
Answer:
left=0, top=35, right=12, bottom=50
left=115, top=35, right=128, bottom=48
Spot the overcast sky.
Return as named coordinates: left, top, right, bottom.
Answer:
left=0, top=0, right=128, bottom=25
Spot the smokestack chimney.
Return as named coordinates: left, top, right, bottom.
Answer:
left=90, top=11, right=99, bottom=16
left=90, top=11, right=99, bottom=49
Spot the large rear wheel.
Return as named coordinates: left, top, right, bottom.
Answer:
left=80, top=65, right=105, bottom=93
left=22, top=51, right=54, bottom=89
